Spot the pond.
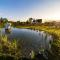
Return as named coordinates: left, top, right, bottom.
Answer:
left=0, top=28, right=53, bottom=58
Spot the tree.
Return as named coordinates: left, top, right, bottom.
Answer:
left=26, top=20, right=29, bottom=24
left=36, top=19, right=42, bottom=23
left=0, top=17, right=3, bottom=23
left=17, top=21, right=20, bottom=25
left=0, top=17, right=8, bottom=23
left=3, top=18, right=8, bottom=23
left=29, top=18, right=33, bottom=23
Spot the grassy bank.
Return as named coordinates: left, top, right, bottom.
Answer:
left=16, top=25, right=60, bottom=60
left=16, top=25, right=60, bottom=38
left=0, top=30, right=47, bottom=60
left=0, top=33, right=22, bottom=60
left=0, top=25, right=60, bottom=60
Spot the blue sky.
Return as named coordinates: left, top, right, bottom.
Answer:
left=0, top=0, right=60, bottom=22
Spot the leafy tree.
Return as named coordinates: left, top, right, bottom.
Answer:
left=36, top=19, right=42, bottom=23
left=3, top=18, right=8, bottom=23
left=17, top=21, right=20, bottom=25
left=26, top=20, right=29, bottom=24
left=29, top=18, right=33, bottom=23
left=0, top=17, right=8, bottom=23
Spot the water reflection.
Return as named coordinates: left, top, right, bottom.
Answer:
left=0, top=28, right=53, bottom=57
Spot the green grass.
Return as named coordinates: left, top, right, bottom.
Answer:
left=15, top=25, right=60, bottom=60
left=0, top=25, right=60, bottom=60
left=0, top=33, right=22, bottom=60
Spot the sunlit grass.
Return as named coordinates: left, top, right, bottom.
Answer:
left=16, top=25, right=60, bottom=59
left=0, top=25, right=60, bottom=59
left=0, top=33, right=22, bottom=60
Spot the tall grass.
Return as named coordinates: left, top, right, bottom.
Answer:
left=25, top=26, right=60, bottom=60
left=0, top=32, right=22, bottom=60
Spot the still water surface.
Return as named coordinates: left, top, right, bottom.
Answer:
left=0, top=28, right=53, bottom=57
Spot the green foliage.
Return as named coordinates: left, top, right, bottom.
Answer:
left=0, top=34, right=21, bottom=59
left=51, top=40, right=60, bottom=56
left=36, top=19, right=42, bottom=23
left=18, top=25, right=60, bottom=59
left=30, top=50, right=35, bottom=59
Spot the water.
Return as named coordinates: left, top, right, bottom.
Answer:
left=0, top=28, right=53, bottom=58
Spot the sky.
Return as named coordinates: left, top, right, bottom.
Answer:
left=0, top=0, right=60, bottom=22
